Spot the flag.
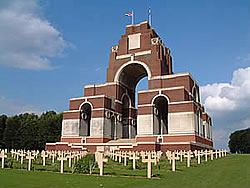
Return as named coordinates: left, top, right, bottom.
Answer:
left=125, top=12, right=133, bottom=16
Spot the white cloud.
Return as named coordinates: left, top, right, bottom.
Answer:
left=0, top=0, right=67, bottom=70
left=0, top=96, right=42, bottom=116
left=200, top=67, right=250, bottom=149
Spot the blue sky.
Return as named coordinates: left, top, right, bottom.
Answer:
left=0, top=0, right=249, bottom=149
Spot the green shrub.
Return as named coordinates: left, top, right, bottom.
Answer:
left=72, top=154, right=97, bottom=174
left=6, top=158, right=14, bottom=168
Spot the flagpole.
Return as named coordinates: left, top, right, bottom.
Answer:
left=149, top=8, right=151, bottom=26
left=132, top=10, right=134, bottom=25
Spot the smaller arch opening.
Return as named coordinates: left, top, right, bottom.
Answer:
left=111, top=116, right=116, bottom=139
left=80, top=103, right=91, bottom=136
left=122, top=95, right=130, bottom=138
left=153, top=96, right=168, bottom=135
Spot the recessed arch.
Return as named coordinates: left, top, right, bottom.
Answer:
left=121, top=93, right=132, bottom=108
left=79, top=101, right=93, bottom=111
left=79, top=102, right=92, bottom=136
left=151, top=93, right=170, bottom=105
left=152, top=94, right=169, bottom=135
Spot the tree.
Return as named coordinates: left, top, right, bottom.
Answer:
left=228, top=128, right=250, bottom=154
left=19, top=113, right=39, bottom=150
left=1, top=111, right=62, bottom=150
left=2, top=115, right=21, bottom=149
left=37, top=111, right=62, bottom=150
left=0, top=115, right=7, bottom=148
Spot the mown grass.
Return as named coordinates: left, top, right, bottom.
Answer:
left=0, top=154, right=249, bottom=188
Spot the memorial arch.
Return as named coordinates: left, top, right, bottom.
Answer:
left=48, top=21, right=213, bottom=152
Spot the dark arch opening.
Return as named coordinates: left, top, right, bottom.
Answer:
left=153, top=96, right=168, bottom=135
left=118, top=63, right=148, bottom=90
left=111, top=115, right=116, bottom=139
left=122, top=95, right=130, bottom=138
left=118, top=63, right=149, bottom=139
left=80, top=103, right=91, bottom=136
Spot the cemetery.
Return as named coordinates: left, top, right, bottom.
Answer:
left=0, top=148, right=248, bottom=187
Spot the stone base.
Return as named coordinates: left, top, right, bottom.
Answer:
left=46, top=136, right=212, bottom=152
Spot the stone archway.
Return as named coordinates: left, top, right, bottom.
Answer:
left=116, top=61, right=150, bottom=138
left=80, top=103, right=91, bottom=136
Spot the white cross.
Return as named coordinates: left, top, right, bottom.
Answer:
left=197, top=150, right=202, bottom=164
left=41, top=151, right=48, bottom=166
left=129, top=152, right=140, bottom=170
left=203, top=150, right=209, bottom=162
left=57, top=156, right=67, bottom=174
left=184, top=150, right=194, bottom=168
left=0, top=151, right=7, bottom=168
left=224, top=149, right=227, bottom=157
left=19, top=151, right=26, bottom=165
left=26, top=152, right=35, bottom=171
left=116, top=151, right=122, bottom=163
left=209, top=150, right=214, bottom=160
left=219, top=149, right=222, bottom=158
left=165, top=151, right=172, bottom=164
left=95, top=152, right=108, bottom=176
left=67, top=154, right=74, bottom=168
left=142, top=153, right=157, bottom=178
left=215, top=149, right=218, bottom=159
left=50, top=152, right=57, bottom=163
left=169, top=151, right=180, bottom=172
left=122, top=152, right=129, bottom=166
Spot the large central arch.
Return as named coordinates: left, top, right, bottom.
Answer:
left=115, top=61, right=151, bottom=139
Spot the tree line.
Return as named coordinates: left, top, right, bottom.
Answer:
left=0, top=111, right=62, bottom=151
left=228, top=128, right=250, bottom=154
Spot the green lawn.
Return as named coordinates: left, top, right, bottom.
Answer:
left=0, top=154, right=249, bottom=188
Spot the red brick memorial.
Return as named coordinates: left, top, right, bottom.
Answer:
left=46, top=21, right=213, bottom=152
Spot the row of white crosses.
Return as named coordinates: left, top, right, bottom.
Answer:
left=1, top=148, right=228, bottom=177
left=1, top=149, right=88, bottom=173
left=106, top=150, right=163, bottom=178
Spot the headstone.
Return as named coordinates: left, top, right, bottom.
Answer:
left=197, top=150, right=202, bottom=164
left=140, top=151, right=146, bottom=160
left=142, top=153, right=157, bottom=178
left=57, top=156, right=67, bottom=174
left=19, top=151, right=26, bottom=165
left=129, top=152, right=140, bottom=170
left=41, top=151, right=48, bottom=166
left=122, top=152, right=128, bottom=166
left=0, top=151, right=7, bottom=168
left=184, top=150, right=193, bottom=168
left=169, top=151, right=180, bottom=172
left=26, top=152, right=35, bottom=171
left=219, top=149, right=222, bottom=158
left=51, top=152, right=57, bottom=163
left=95, top=152, right=108, bottom=176
left=67, top=154, right=74, bottom=168
left=203, top=150, right=208, bottom=162
left=210, top=150, right=214, bottom=161
left=117, top=151, right=122, bottom=163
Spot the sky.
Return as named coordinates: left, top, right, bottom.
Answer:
left=0, top=0, right=249, bottom=149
